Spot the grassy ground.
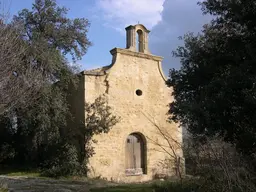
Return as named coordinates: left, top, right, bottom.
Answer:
left=0, top=168, right=107, bottom=182
left=90, top=183, right=156, bottom=192
left=0, top=167, right=41, bottom=177
left=0, top=168, right=197, bottom=192
left=0, top=188, right=8, bottom=192
left=0, top=168, right=84, bottom=180
left=90, top=185, right=153, bottom=192
left=0, top=168, right=117, bottom=190
left=0, top=183, right=8, bottom=192
left=90, top=180, right=197, bottom=192
left=1, top=171, right=41, bottom=177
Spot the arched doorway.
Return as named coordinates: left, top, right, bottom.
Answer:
left=125, top=133, right=146, bottom=175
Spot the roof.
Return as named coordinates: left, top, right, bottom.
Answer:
left=81, top=65, right=112, bottom=76
left=125, top=24, right=150, bottom=33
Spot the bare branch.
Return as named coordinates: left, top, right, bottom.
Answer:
left=141, top=111, right=184, bottom=182
left=0, top=22, right=44, bottom=115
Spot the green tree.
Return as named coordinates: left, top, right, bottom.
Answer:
left=0, top=0, right=120, bottom=177
left=0, top=0, right=102, bottom=176
left=10, top=0, right=91, bottom=168
left=0, top=0, right=91, bottom=115
left=168, top=0, right=256, bottom=157
left=0, top=16, right=42, bottom=115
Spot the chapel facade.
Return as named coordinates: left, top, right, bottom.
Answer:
left=69, top=24, right=183, bottom=182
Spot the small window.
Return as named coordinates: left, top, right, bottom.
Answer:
left=136, top=89, right=143, bottom=96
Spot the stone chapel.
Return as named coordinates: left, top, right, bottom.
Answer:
left=69, top=24, right=183, bottom=182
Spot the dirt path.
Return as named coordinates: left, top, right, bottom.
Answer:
left=0, top=176, right=92, bottom=192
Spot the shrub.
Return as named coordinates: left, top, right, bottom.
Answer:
left=41, top=143, right=86, bottom=177
left=184, top=135, right=256, bottom=192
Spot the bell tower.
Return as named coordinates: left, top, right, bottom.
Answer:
left=125, top=24, right=150, bottom=54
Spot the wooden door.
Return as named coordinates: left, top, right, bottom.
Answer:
left=125, top=134, right=143, bottom=175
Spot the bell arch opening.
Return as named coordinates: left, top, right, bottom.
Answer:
left=136, top=29, right=144, bottom=52
left=125, top=132, right=147, bottom=175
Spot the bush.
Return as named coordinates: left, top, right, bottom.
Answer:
left=184, top=135, right=256, bottom=192
left=41, top=143, right=86, bottom=178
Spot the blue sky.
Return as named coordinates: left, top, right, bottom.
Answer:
left=6, top=0, right=211, bottom=76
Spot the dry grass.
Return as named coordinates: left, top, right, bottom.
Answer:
left=0, top=183, right=8, bottom=192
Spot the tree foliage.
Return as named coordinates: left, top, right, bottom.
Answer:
left=0, top=0, right=119, bottom=177
left=168, top=0, right=256, bottom=157
left=68, top=96, right=120, bottom=174
left=184, top=135, right=256, bottom=192
left=0, top=0, right=92, bottom=114
left=0, top=18, right=43, bottom=114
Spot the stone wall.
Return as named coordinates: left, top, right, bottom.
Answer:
left=81, top=48, right=183, bottom=182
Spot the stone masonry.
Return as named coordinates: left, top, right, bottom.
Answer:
left=69, top=24, right=183, bottom=183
